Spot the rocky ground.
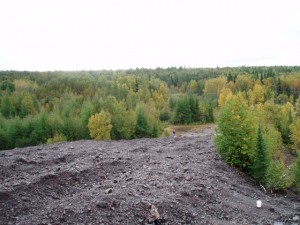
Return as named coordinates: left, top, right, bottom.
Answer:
left=0, top=125, right=299, bottom=225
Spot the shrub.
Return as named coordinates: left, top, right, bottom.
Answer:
left=266, top=160, right=294, bottom=191
left=47, top=133, right=67, bottom=144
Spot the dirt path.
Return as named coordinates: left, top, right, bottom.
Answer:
left=0, top=126, right=299, bottom=225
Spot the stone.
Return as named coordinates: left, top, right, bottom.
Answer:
left=96, top=201, right=107, bottom=209
left=185, top=175, right=193, bottom=181
left=273, top=222, right=283, bottom=225
left=105, top=188, right=113, bottom=194
left=292, top=215, right=299, bottom=221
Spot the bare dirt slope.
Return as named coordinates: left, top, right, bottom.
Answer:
left=0, top=126, right=299, bottom=225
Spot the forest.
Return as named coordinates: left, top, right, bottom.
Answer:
left=1, top=66, right=300, bottom=191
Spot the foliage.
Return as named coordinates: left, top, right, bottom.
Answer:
left=47, top=133, right=67, bottom=144
left=277, top=102, right=295, bottom=144
left=203, top=77, right=227, bottom=100
left=218, top=88, right=233, bottom=108
left=135, top=105, right=151, bottom=138
left=88, top=111, right=112, bottom=140
left=199, top=100, right=214, bottom=123
left=265, top=160, right=294, bottom=191
left=172, top=94, right=200, bottom=124
left=252, top=125, right=269, bottom=185
left=1, top=94, right=12, bottom=118
left=80, top=101, right=95, bottom=139
left=248, top=84, right=266, bottom=105
left=1, top=67, right=300, bottom=156
left=290, top=118, right=300, bottom=154
left=109, top=100, right=136, bottom=139
left=173, top=96, right=192, bottom=124
left=234, top=75, right=255, bottom=92
left=214, top=94, right=257, bottom=173
left=264, top=125, right=283, bottom=161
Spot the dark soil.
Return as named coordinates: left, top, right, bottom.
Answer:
left=0, top=126, right=299, bottom=225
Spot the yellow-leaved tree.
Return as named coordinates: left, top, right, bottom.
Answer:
left=290, top=118, right=300, bottom=153
left=248, top=84, right=265, bottom=106
left=218, top=88, right=233, bottom=108
left=88, top=110, right=112, bottom=140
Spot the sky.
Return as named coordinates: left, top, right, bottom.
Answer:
left=0, top=0, right=300, bottom=71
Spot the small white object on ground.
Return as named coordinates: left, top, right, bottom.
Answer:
left=256, top=200, right=261, bottom=208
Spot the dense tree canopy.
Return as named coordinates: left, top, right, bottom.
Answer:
left=1, top=66, right=300, bottom=191
left=1, top=66, right=300, bottom=150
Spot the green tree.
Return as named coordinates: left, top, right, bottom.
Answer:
left=30, top=111, right=48, bottom=144
left=173, top=96, right=192, bottom=124
left=1, top=95, right=12, bottom=118
left=265, top=125, right=283, bottom=160
left=265, top=160, right=294, bottom=190
left=80, top=101, right=94, bottom=139
left=278, top=102, right=294, bottom=144
left=110, top=101, right=136, bottom=139
left=0, top=117, right=9, bottom=150
left=188, top=80, right=198, bottom=93
left=252, top=125, right=269, bottom=185
left=214, top=94, right=257, bottom=173
left=88, top=111, right=112, bottom=140
left=135, top=106, right=150, bottom=138
left=290, top=118, right=300, bottom=154
left=189, top=95, right=200, bottom=122
left=68, top=116, right=85, bottom=141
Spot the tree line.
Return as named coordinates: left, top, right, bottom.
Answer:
left=1, top=66, right=300, bottom=192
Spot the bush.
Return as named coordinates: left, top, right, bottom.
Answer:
left=47, top=133, right=67, bottom=144
left=266, top=160, right=294, bottom=191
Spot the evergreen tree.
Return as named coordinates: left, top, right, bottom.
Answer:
left=173, top=97, right=192, bottom=124
left=189, top=95, right=200, bottom=122
left=206, top=101, right=214, bottom=123
left=0, top=124, right=9, bottom=150
left=80, top=101, right=94, bottom=139
left=1, top=95, right=11, bottom=118
left=252, top=125, right=269, bottom=185
left=30, top=112, right=48, bottom=144
left=151, top=122, right=160, bottom=138
left=227, top=72, right=233, bottom=82
left=135, top=106, right=150, bottom=138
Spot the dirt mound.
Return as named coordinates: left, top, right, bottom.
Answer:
left=0, top=127, right=299, bottom=225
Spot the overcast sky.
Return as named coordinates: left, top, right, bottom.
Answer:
left=0, top=0, right=300, bottom=71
